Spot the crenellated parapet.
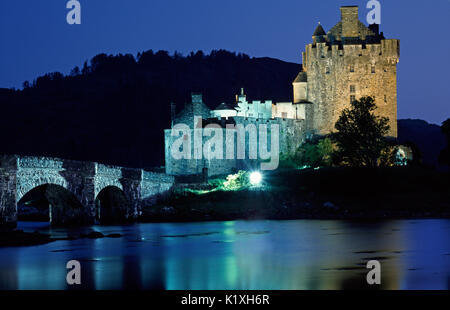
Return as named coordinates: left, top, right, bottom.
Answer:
left=296, top=5, right=399, bottom=138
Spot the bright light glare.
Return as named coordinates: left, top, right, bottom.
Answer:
left=249, top=172, right=262, bottom=185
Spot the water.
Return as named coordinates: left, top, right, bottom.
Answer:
left=0, top=219, right=449, bottom=290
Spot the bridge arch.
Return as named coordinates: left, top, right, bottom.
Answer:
left=95, top=185, right=132, bottom=224
left=16, top=173, right=68, bottom=203
left=17, top=183, right=90, bottom=226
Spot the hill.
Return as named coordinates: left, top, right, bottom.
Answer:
left=0, top=50, right=447, bottom=169
left=0, top=50, right=300, bottom=168
left=397, top=119, right=447, bottom=166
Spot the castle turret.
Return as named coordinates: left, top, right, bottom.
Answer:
left=312, top=23, right=326, bottom=44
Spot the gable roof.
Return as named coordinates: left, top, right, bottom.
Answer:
left=293, top=71, right=307, bottom=83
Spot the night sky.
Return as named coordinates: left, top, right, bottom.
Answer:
left=0, top=0, right=449, bottom=124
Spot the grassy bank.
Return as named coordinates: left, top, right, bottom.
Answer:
left=141, top=167, right=450, bottom=222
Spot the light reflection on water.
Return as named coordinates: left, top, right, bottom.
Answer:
left=0, top=219, right=449, bottom=290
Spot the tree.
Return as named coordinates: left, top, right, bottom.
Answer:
left=403, top=141, right=422, bottom=166
left=70, top=66, right=80, bottom=76
left=438, top=119, right=450, bottom=165
left=331, top=96, right=390, bottom=167
left=281, top=137, right=333, bottom=168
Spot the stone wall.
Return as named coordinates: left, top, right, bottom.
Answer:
left=300, top=6, right=399, bottom=138
left=0, top=156, right=18, bottom=227
left=0, top=155, right=175, bottom=227
left=165, top=117, right=306, bottom=176
left=303, top=39, right=399, bottom=137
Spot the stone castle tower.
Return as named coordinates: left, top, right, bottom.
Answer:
left=293, top=6, right=400, bottom=137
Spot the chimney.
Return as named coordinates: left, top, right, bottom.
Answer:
left=340, top=6, right=359, bottom=38
left=191, top=93, right=203, bottom=122
left=368, top=23, right=379, bottom=35
left=191, top=93, right=202, bottom=104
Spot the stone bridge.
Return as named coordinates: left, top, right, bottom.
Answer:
left=0, top=155, right=174, bottom=227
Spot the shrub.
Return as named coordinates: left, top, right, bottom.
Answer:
left=222, top=171, right=251, bottom=190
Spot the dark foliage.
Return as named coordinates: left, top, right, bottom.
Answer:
left=397, top=119, right=447, bottom=167
left=439, top=119, right=450, bottom=166
left=331, top=96, right=390, bottom=167
left=0, top=50, right=300, bottom=168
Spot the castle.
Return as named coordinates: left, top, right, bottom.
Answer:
left=164, top=6, right=400, bottom=177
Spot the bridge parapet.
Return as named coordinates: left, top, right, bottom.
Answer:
left=0, top=155, right=175, bottom=227
left=96, top=163, right=122, bottom=178
left=18, top=156, right=64, bottom=170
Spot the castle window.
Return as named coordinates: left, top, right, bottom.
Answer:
left=258, top=113, right=263, bottom=119
left=371, top=65, right=376, bottom=74
left=248, top=113, right=253, bottom=117
left=350, top=65, right=355, bottom=72
left=350, top=95, right=356, bottom=104
left=350, top=85, right=356, bottom=93
left=282, top=112, right=288, bottom=119
left=384, top=95, right=387, bottom=103
left=326, top=67, right=330, bottom=74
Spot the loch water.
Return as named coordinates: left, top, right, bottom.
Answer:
left=0, top=219, right=449, bottom=290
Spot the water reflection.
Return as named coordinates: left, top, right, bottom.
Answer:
left=0, top=219, right=448, bottom=290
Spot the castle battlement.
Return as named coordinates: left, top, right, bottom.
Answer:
left=305, top=40, right=399, bottom=60
left=164, top=5, right=400, bottom=177
left=298, top=5, right=399, bottom=137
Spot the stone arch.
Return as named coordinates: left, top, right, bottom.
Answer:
left=17, top=183, right=90, bottom=226
left=95, top=185, right=132, bottom=224
left=16, top=171, right=68, bottom=203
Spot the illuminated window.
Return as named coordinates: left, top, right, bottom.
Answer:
left=350, top=95, right=356, bottom=103
left=350, top=85, right=356, bottom=93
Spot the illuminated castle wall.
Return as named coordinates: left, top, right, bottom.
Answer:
left=164, top=5, right=400, bottom=176
left=296, top=6, right=399, bottom=137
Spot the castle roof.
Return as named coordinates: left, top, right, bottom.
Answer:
left=293, top=71, right=307, bottom=83
left=327, top=20, right=378, bottom=43
left=313, top=23, right=326, bottom=36
left=173, top=93, right=211, bottom=126
left=214, top=102, right=235, bottom=111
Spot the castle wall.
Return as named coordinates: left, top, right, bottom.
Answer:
left=165, top=117, right=306, bottom=177
left=236, top=97, right=273, bottom=119
left=304, top=39, right=399, bottom=137
left=293, top=82, right=308, bottom=104
left=165, top=128, right=237, bottom=177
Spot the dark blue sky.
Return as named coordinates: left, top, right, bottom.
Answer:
left=1, top=0, right=449, bottom=124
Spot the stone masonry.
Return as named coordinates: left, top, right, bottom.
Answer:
left=0, top=155, right=174, bottom=227
left=300, top=6, right=399, bottom=137
left=164, top=5, right=400, bottom=177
